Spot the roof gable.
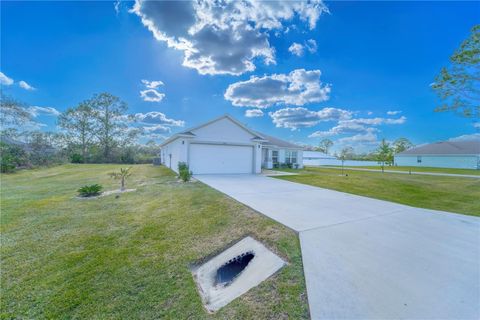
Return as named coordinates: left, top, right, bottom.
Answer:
left=160, top=115, right=266, bottom=147
left=257, top=131, right=303, bottom=149
left=188, top=115, right=262, bottom=140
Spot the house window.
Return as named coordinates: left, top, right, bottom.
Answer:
left=272, top=151, right=278, bottom=164
left=292, top=151, right=297, bottom=164
left=417, top=156, right=422, bottom=163
left=285, top=151, right=291, bottom=164
left=285, top=150, right=297, bottom=164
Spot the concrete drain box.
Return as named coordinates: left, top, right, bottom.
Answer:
left=192, top=236, right=286, bottom=312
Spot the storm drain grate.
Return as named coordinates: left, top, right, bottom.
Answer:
left=215, top=251, right=255, bottom=286
left=191, top=236, right=286, bottom=312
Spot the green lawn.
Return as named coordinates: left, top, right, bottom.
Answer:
left=277, top=167, right=480, bottom=217
left=1, top=165, right=308, bottom=319
left=327, top=165, right=480, bottom=175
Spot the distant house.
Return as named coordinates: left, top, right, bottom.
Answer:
left=394, top=140, right=480, bottom=169
left=159, top=115, right=303, bottom=174
left=303, top=151, right=337, bottom=166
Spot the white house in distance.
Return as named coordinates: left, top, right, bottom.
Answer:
left=394, top=140, right=480, bottom=169
left=303, top=151, right=337, bottom=166
left=159, top=115, right=303, bottom=174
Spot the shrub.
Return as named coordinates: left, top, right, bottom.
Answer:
left=178, top=162, right=188, bottom=172
left=70, top=153, right=83, bottom=163
left=279, top=163, right=292, bottom=169
left=77, top=184, right=103, bottom=197
left=0, top=141, right=27, bottom=173
left=178, top=162, right=192, bottom=182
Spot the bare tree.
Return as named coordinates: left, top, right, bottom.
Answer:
left=318, top=138, right=333, bottom=154
left=0, top=92, right=33, bottom=127
left=339, top=147, right=353, bottom=176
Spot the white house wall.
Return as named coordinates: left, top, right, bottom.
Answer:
left=191, top=117, right=263, bottom=173
left=297, top=150, right=304, bottom=168
left=161, top=138, right=188, bottom=173
left=162, top=117, right=264, bottom=174
left=395, top=155, right=479, bottom=169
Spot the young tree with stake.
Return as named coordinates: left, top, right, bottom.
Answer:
left=109, top=167, right=132, bottom=191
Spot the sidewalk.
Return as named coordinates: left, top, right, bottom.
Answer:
left=318, top=166, right=480, bottom=178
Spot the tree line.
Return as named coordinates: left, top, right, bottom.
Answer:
left=0, top=92, right=159, bottom=172
left=312, top=137, right=413, bottom=163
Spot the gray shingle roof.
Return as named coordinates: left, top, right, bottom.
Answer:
left=256, top=132, right=302, bottom=149
left=397, top=140, right=480, bottom=155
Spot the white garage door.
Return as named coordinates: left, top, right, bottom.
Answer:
left=189, top=143, right=254, bottom=174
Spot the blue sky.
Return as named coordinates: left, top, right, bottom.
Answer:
left=1, top=1, right=478, bottom=153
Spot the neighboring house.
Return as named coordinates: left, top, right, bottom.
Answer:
left=303, top=151, right=337, bottom=166
left=159, top=115, right=303, bottom=174
left=394, top=140, right=480, bottom=169
left=302, top=151, right=380, bottom=167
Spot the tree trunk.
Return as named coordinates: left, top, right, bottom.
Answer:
left=82, top=146, right=87, bottom=164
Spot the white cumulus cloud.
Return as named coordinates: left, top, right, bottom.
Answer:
left=269, top=107, right=352, bottom=130
left=141, top=79, right=164, bottom=89
left=288, top=42, right=304, bottom=56
left=386, top=110, right=401, bottom=115
left=245, top=109, right=264, bottom=118
left=131, top=0, right=328, bottom=75
left=131, top=111, right=185, bottom=127
left=225, top=69, right=331, bottom=108
left=337, top=131, right=378, bottom=145
left=309, top=116, right=406, bottom=138
left=305, top=39, right=317, bottom=53
left=141, top=123, right=172, bottom=134
left=118, top=111, right=184, bottom=142
left=0, top=72, right=14, bottom=86
left=27, top=106, right=60, bottom=117
left=288, top=39, right=317, bottom=56
left=140, top=79, right=165, bottom=102
left=140, top=89, right=165, bottom=102
left=19, top=80, right=36, bottom=91
left=448, top=133, right=480, bottom=142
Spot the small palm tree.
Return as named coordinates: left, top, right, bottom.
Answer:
left=109, top=167, right=132, bottom=191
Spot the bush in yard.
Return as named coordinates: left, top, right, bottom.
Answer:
left=77, top=184, right=103, bottom=197
left=178, top=162, right=192, bottom=182
left=70, top=153, right=84, bottom=163
left=0, top=141, right=27, bottom=173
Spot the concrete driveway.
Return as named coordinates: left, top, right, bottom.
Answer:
left=195, top=174, right=480, bottom=319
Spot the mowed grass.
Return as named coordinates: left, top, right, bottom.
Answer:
left=276, top=167, right=480, bottom=217
left=1, top=164, right=308, bottom=319
left=334, top=165, right=480, bottom=176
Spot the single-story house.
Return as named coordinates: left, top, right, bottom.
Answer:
left=303, top=151, right=337, bottom=166
left=159, top=115, right=303, bottom=174
left=394, top=140, right=480, bottom=169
